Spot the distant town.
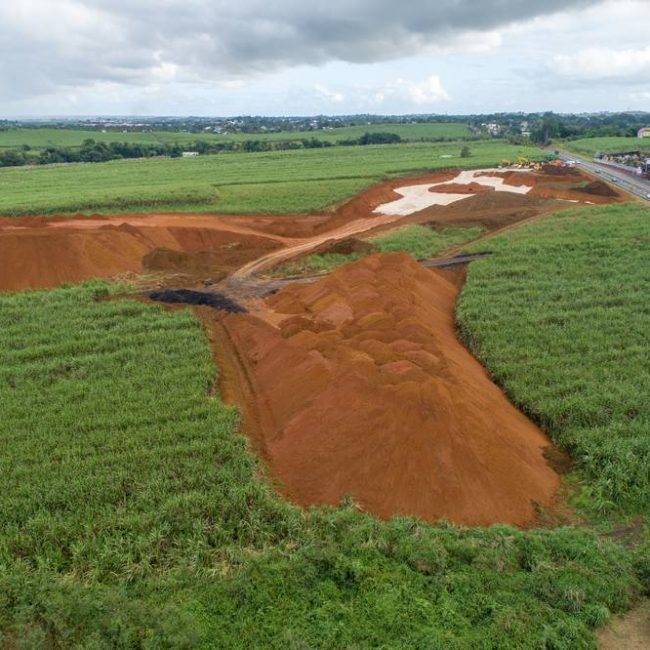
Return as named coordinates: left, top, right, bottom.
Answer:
left=2, top=111, right=649, bottom=143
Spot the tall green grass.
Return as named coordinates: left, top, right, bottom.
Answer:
left=0, top=141, right=545, bottom=216
left=564, top=136, right=650, bottom=156
left=0, top=127, right=205, bottom=149
left=458, top=203, right=650, bottom=515
left=0, top=283, right=642, bottom=646
left=0, top=123, right=472, bottom=150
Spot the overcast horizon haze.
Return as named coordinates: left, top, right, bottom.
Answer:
left=2, top=0, right=649, bottom=118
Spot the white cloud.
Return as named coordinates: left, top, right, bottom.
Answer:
left=313, top=84, right=345, bottom=104
left=0, top=0, right=597, bottom=105
left=404, top=75, right=450, bottom=105
left=630, top=90, right=650, bottom=101
left=372, top=75, right=450, bottom=107
left=219, top=79, right=247, bottom=90
left=3, top=0, right=648, bottom=115
left=430, top=29, right=504, bottom=55
left=554, top=45, right=650, bottom=80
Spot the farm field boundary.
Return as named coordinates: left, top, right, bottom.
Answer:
left=0, top=141, right=547, bottom=216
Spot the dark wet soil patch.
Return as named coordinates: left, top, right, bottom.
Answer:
left=149, top=289, right=247, bottom=313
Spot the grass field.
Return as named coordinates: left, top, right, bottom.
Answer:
left=458, top=203, right=650, bottom=515
left=0, top=141, right=545, bottom=216
left=276, top=224, right=484, bottom=276
left=209, top=122, right=473, bottom=143
left=564, top=136, right=650, bottom=156
left=0, top=123, right=472, bottom=150
left=0, top=128, right=201, bottom=149
left=0, top=283, right=642, bottom=647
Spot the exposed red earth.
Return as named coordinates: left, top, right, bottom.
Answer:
left=207, top=254, right=560, bottom=526
left=0, top=165, right=618, bottom=293
left=0, top=171, right=453, bottom=292
left=0, top=214, right=291, bottom=291
left=0, top=165, right=623, bottom=526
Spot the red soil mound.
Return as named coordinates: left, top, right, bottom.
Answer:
left=431, top=182, right=493, bottom=194
left=529, top=183, right=620, bottom=204
left=309, top=237, right=377, bottom=256
left=540, top=163, right=581, bottom=177
left=577, top=180, right=619, bottom=197
left=477, top=171, right=537, bottom=187
left=421, top=191, right=555, bottom=231
left=0, top=216, right=282, bottom=291
left=482, top=168, right=616, bottom=204
left=213, top=253, right=559, bottom=526
left=480, top=168, right=623, bottom=204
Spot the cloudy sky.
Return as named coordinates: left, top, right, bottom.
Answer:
left=1, top=0, right=649, bottom=117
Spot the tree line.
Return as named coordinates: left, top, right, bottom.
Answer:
left=0, top=132, right=404, bottom=168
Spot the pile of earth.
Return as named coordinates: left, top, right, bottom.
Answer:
left=143, top=245, right=258, bottom=283
left=540, top=163, right=581, bottom=177
left=476, top=167, right=621, bottom=204
left=419, top=191, right=554, bottom=231
left=531, top=182, right=620, bottom=204
left=428, top=182, right=493, bottom=195
left=211, top=253, right=560, bottom=526
left=309, top=237, right=377, bottom=256
left=580, top=180, right=620, bottom=197
left=0, top=216, right=283, bottom=292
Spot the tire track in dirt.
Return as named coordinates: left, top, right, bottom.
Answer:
left=202, top=310, right=278, bottom=460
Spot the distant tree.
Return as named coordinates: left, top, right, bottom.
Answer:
left=79, top=139, right=112, bottom=162
left=530, top=114, right=561, bottom=145
left=193, top=140, right=211, bottom=154
left=358, top=132, right=402, bottom=145
left=0, top=149, right=26, bottom=167
left=301, top=137, right=327, bottom=148
left=460, top=146, right=471, bottom=158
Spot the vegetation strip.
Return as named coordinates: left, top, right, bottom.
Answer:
left=458, top=202, right=650, bottom=515
left=0, top=141, right=546, bottom=216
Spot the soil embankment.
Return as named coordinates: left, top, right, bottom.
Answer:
left=205, top=254, right=560, bottom=527
left=0, top=215, right=288, bottom=292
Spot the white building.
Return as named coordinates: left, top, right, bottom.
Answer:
left=637, top=127, right=650, bottom=138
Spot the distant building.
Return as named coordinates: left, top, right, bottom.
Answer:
left=481, top=122, right=502, bottom=137
left=181, top=151, right=199, bottom=157
left=637, top=127, right=650, bottom=138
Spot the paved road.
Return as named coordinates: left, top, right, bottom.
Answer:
left=558, top=151, right=650, bottom=202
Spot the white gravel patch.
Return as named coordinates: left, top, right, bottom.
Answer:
left=374, top=168, right=532, bottom=216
